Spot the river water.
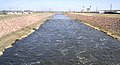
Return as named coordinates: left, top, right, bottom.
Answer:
left=0, top=14, right=120, bottom=65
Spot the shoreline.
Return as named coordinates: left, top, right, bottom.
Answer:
left=66, top=13, right=120, bottom=42
left=0, top=14, right=54, bottom=56
left=75, top=19, right=120, bottom=41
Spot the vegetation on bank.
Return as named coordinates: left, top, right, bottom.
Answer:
left=0, top=13, right=54, bottom=55
left=66, top=13, right=120, bottom=41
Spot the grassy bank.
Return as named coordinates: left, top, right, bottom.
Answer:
left=66, top=13, right=120, bottom=41
left=0, top=13, right=54, bottom=55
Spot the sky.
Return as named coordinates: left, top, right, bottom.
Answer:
left=0, top=0, right=120, bottom=11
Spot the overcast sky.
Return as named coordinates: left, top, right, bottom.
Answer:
left=0, top=0, right=120, bottom=11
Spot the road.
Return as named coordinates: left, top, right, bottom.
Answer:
left=0, top=14, right=120, bottom=65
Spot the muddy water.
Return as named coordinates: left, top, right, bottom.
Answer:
left=0, top=14, right=120, bottom=65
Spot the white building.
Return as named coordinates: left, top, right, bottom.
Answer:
left=99, top=11, right=105, bottom=14
left=117, top=11, right=120, bottom=13
left=23, top=10, right=33, bottom=14
left=7, top=12, right=15, bottom=14
left=99, top=10, right=120, bottom=14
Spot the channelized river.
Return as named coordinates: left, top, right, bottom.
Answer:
left=0, top=14, right=120, bottom=65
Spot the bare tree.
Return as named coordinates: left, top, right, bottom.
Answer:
left=81, top=6, right=85, bottom=12
left=87, top=8, right=90, bottom=12
left=2, top=10, right=7, bottom=15
left=90, top=6, right=91, bottom=11
left=87, top=6, right=91, bottom=12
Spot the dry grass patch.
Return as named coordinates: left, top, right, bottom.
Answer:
left=66, top=13, right=120, bottom=41
left=71, top=13, right=120, bottom=18
left=0, top=13, right=54, bottom=55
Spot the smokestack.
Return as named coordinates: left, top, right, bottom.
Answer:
left=110, top=4, right=112, bottom=11
left=96, top=6, right=98, bottom=12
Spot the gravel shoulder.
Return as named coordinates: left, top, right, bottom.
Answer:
left=66, top=13, right=120, bottom=41
left=0, top=13, right=54, bottom=55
